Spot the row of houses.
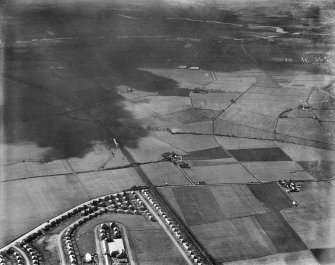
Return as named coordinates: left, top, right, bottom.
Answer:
left=140, top=190, right=204, bottom=265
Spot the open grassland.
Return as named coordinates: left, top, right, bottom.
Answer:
left=288, top=181, right=335, bottom=207
left=224, top=250, right=318, bottom=265
left=191, top=92, right=241, bottom=110
left=186, top=162, right=258, bottom=184
left=150, top=132, right=219, bottom=152
left=190, top=217, right=276, bottom=263
left=242, top=161, right=315, bottom=182
left=140, top=162, right=189, bottom=186
left=217, top=106, right=277, bottom=132
left=66, top=142, right=130, bottom=172
left=125, top=133, right=187, bottom=163
left=164, top=108, right=219, bottom=125
left=206, top=76, right=256, bottom=93
left=214, top=136, right=277, bottom=150
left=297, top=160, right=335, bottom=180
left=2, top=159, right=72, bottom=181
left=75, top=214, right=188, bottom=265
left=169, top=121, right=213, bottom=135
left=188, top=147, right=231, bottom=160
left=0, top=167, right=144, bottom=247
left=282, top=204, right=335, bottom=249
left=275, top=142, right=335, bottom=161
left=139, top=68, right=213, bottom=88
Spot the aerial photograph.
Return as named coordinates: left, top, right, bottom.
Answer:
left=1, top=0, right=335, bottom=264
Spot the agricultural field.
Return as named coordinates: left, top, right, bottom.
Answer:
left=241, top=161, right=315, bottom=182
left=185, top=162, right=257, bottom=184
left=225, top=251, right=318, bottom=265
left=191, top=92, right=241, bottom=110
left=228, top=147, right=292, bottom=162
left=140, top=161, right=190, bottom=186
left=0, top=167, right=144, bottom=247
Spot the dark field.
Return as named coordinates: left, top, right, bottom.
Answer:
left=311, top=248, right=335, bottom=265
left=228, top=147, right=292, bottom=162
left=254, top=212, right=307, bottom=253
left=172, top=186, right=224, bottom=226
left=187, top=147, right=231, bottom=160
left=248, top=183, right=294, bottom=212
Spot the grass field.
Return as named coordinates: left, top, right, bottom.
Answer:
left=191, top=92, right=241, bottom=110
left=150, top=132, right=219, bottom=152
left=288, top=181, right=335, bottom=207
left=282, top=204, right=335, bottom=249
left=190, top=217, right=277, bottom=263
left=164, top=108, right=219, bottom=124
left=186, top=162, right=258, bottom=184
left=2, top=160, right=72, bottom=181
left=248, top=183, right=294, bottom=212
left=225, top=250, right=318, bottom=265
left=169, top=121, right=213, bottom=135
left=125, top=133, right=187, bottom=163
left=228, top=147, right=292, bottom=162
left=0, top=167, right=144, bottom=247
left=296, top=161, right=335, bottom=180
left=188, top=147, right=231, bottom=160
left=206, top=76, right=256, bottom=93
left=140, top=162, right=190, bottom=186
left=214, top=136, right=276, bottom=150
left=75, top=214, right=188, bottom=265
left=242, top=161, right=315, bottom=182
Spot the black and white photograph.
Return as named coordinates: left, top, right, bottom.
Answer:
left=1, top=0, right=335, bottom=264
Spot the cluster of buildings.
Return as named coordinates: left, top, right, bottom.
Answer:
left=162, top=152, right=190, bottom=168
left=278, top=180, right=302, bottom=192
left=99, top=223, right=128, bottom=265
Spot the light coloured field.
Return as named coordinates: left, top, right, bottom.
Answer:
left=206, top=76, right=256, bottom=93
left=276, top=118, right=333, bottom=144
left=276, top=142, right=335, bottom=161
left=224, top=250, right=319, bottom=265
left=120, top=100, right=158, bottom=119
left=282, top=204, right=335, bottom=249
left=279, top=74, right=334, bottom=89
left=66, top=142, right=129, bottom=172
left=151, top=131, right=219, bottom=152
left=140, top=161, right=190, bottom=186
left=134, top=115, right=182, bottom=128
left=214, top=119, right=275, bottom=140
left=0, top=175, right=89, bottom=247
left=0, top=167, right=144, bottom=247
left=164, top=108, right=219, bottom=124
left=169, top=121, right=213, bottom=135
left=217, top=106, right=277, bottom=132
left=125, top=133, right=187, bottom=163
left=131, top=96, right=192, bottom=116
left=76, top=167, right=144, bottom=197
left=139, top=67, right=213, bottom=87
left=242, top=161, right=315, bottom=182
left=210, top=185, right=268, bottom=219
left=215, top=136, right=276, bottom=150
left=186, top=162, right=258, bottom=184
left=190, top=217, right=276, bottom=263
left=234, top=92, right=302, bottom=117
left=2, top=160, right=72, bottom=181
left=191, top=92, right=240, bottom=110
left=288, top=181, right=335, bottom=206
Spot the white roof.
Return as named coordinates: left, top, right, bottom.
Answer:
left=108, top=238, right=125, bottom=254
